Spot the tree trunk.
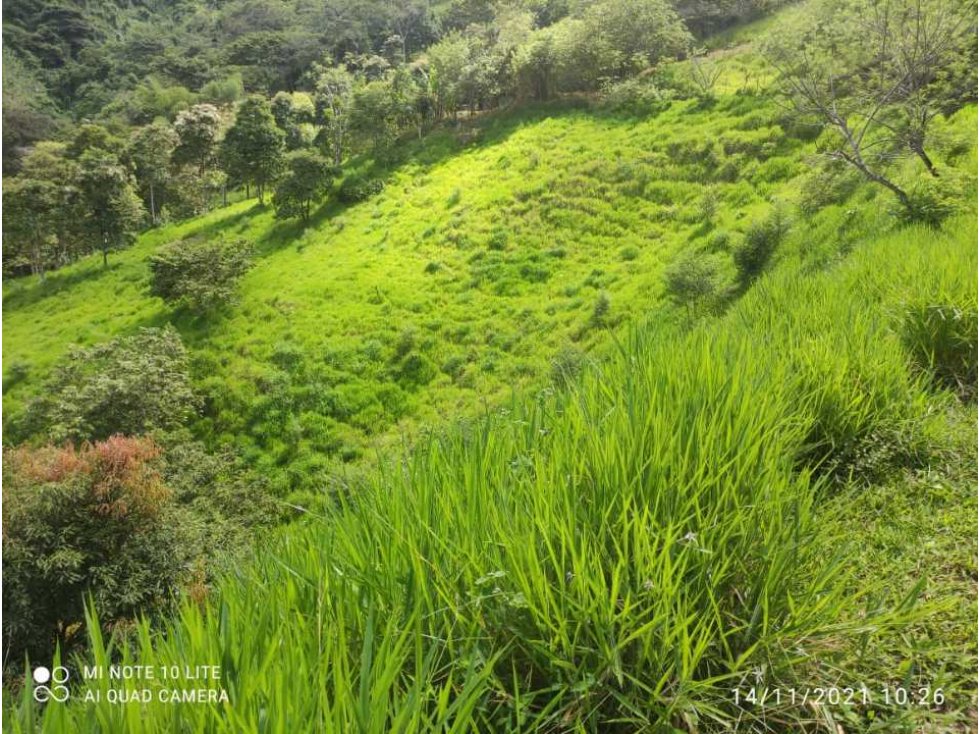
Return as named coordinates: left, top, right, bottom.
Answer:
left=149, top=181, right=157, bottom=225
left=910, top=139, right=939, bottom=178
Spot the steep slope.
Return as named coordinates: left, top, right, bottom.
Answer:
left=4, top=49, right=810, bottom=497
left=6, top=206, right=975, bottom=733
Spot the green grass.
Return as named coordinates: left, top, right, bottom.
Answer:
left=3, top=39, right=829, bottom=499
left=5, top=210, right=976, bottom=732
left=3, top=13, right=977, bottom=729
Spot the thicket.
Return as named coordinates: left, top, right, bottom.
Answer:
left=149, top=236, right=254, bottom=312
left=21, top=327, right=200, bottom=444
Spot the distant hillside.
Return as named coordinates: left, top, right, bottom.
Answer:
left=3, top=37, right=811, bottom=498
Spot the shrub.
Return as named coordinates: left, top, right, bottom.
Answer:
left=25, top=327, right=199, bottom=444
left=2, top=435, right=274, bottom=665
left=619, top=245, right=640, bottom=261
left=733, top=206, right=790, bottom=284
left=698, top=185, right=719, bottom=225
left=150, top=236, right=253, bottom=312
left=273, top=150, right=339, bottom=223
left=601, top=77, right=674, bottom=115
left=896, top=176, right=960, bottom=227
left=550, top=346, right=586, bottom=388
left=706, top=229, right=731, bottom=252
left=337, top=175, right=385, bottom=203
left=2, top=437, right=193, bottom=664
left=395, top=352, right=437, bottom=387
left=902, top=302, right=978, bottom=401
left=664, top=251, right=729, bottom=312
left=798, top=162, right=862, bottom=217
left=591, top=291, right=611, bottom=324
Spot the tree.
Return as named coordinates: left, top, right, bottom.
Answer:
left=349, top=80, right=400, bottom=152
left=23, top=326, right=200, bottom=444
left=271, top=90, right=316, bottom=149
left=766, top=0, right=972, bottom=213
left=220, top=95, right=285, bottom=203
left=313, top=64, right=356, bottom=164
left=149, top=237, right=254, bottom=312
left=173, top=103, right=222, bottom=176
left=75, top=149, right=145, bottom=266
left=2, top=177, right=61, bottom=281
left=273, top=150, right=339, bottom=223
left=130, top=121, right=178, bottom=225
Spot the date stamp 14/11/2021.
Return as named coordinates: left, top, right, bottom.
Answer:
left=730, top=686, right=946, bottom=709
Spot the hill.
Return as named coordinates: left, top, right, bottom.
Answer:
left=5, top=42, right=806, bottom=499
left=3, top=4, right=977, bottom=731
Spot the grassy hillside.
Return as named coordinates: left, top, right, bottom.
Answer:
left=3, top=10, right=977, bottom=729
left=6, top=210, right=976, bottom=731
left=5, top=46, right=807, bottom=498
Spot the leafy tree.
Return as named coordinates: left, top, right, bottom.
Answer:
left=2, top=177, right=61, bottom=281
left=149, top=237, right=254, bottom=312
left=349, top=80, right=400, bottom=151
left=273, top=150, right=339, bottom=223
left=2, top=435, right=275, bottom=665
left=2, top=47, right=60, bottom=174
left=75, top=149, right=145, bottom=266
left=220, top=95, right=285, bottom=203
left=24, top=327, right=200, bottom=444
left=130, top=121, right=179, bottom=225
left=312, top=64, right=356, bottom=164
left=581, top=0, right=691, bottom=79
left=664, top=251, right=728, bottom=312
left=271, top=90, right=316, bottom=149
left=173, top=103, right=222, bottom=176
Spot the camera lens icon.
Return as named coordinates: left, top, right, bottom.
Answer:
left=33, top=666, right=70, bottom=703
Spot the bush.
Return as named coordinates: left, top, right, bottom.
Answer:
left=902, top=302, right=978, bottom=401
left=2, top=437, right=194, bottom=664
left=337, top=175, right=385, bottom=203
left=664, top=251, right=729, bottom=312
left=24, top=327, right=199, bottom=444
left=2, top=435, right=274, bottom=665
left=601, top=77, right=674, bottom=115
left=550, top=346, right=586, bottom=388
left=798, top=163, right=862, bottom=217
left=896, top=176, right=960, bottom=227
left=150, top=236, right=253, bottom=312
left=733, top=206, right=790, bottom=283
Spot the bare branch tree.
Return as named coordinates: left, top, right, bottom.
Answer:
left=765, top=0, right=972, bottom=212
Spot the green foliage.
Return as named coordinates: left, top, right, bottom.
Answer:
left=149, top=236, right=254, bottom=312
left=895, top=174, right=963, bottom=226
left=220, top=95, right=286, bottom=203
left=172, top=104, right=221, bottom=175
left=2, top=434, right=275, bottom=665
left=23, top=327, right=199, bottom=444
left=12, top=218, right=977, bottom=730
left=273, top=151, right=339, bottom=223
left=902, top=302, right=978, bottom=401
left=733, top=204, right=789, bottom=283
left=798, top=161, right=862, bottom=217
left=338, top=174, right=385, bottom=203
left=75, top=148, right=146, bottom=265
left=1, top=437, right=194, bottom=664
left=663, top=250, right=729, bottom=311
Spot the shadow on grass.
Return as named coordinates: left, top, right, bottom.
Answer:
left=2, top=261, right=125, bottom=311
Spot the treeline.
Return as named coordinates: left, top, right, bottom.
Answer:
left=3, top=0, right=780, bottom=278
left=2, top=0, right=786, bottom=170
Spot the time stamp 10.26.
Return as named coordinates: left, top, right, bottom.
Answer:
left=731, top=686, right=946, bottom=708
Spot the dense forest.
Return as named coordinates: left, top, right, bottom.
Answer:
left=2, top=0, right=977, bottom=730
